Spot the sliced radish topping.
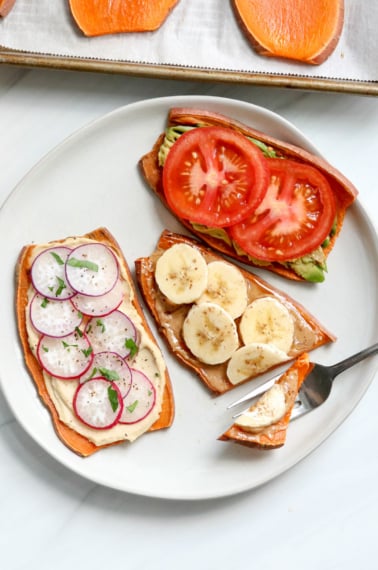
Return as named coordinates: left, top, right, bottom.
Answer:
left=37, top=331, right=93, bottom=379
left=30, top=293, right=83, bottom=338
left=119, top=369, right=156, bottom=424
left=73, top=377, right=123, bottom=430
left=71, top=278, right=124, bottom=317
left=65, top=243, right=119, bottom=297
left=31, top=246, right=75, bottom=300
left=85, top=310, right=138, bottom=359
left=79, top=351, right=132, bottom=397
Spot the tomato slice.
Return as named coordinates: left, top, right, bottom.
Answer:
left=162, top=126, right=270, bottom=227
left=229, top=158, right=336, bottom=261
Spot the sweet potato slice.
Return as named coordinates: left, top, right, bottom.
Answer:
left=0, top=0, right=16, bottom=17
left=219, top=353, right=313, bottom=449
left=16, top=227, right=175, bottom=456
left=69, top=0, right=179, bottom=37
left=232, top=0, right=344, bottom=65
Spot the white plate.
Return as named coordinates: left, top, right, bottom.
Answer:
left=1, top=95, right=378, bottom=500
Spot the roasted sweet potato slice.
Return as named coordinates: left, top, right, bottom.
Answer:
left=0, top=0, right=16, bottom=17
left=232, top=0, right=344, bottom=64
left=16, top=227, right=174, bottom=456
left=69, top=0, right=179, bottom=37
left=219, top=353, right=313, bottom=449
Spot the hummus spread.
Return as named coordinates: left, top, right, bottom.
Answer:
left=26, top=237, right=167, bottom=446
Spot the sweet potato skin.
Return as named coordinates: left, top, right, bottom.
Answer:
left=0, top=0, right=16, bottom=17
left=139, top=107, right=358, bottom=282
left=219, top=353, right=314, bottom=449
left=16, top=227, right=174, bottom=457
left=135, top=230, right=335, bottom=394
left=69, top=0, right=179, bottom=37
left=232, top=0, right=344, bottom=65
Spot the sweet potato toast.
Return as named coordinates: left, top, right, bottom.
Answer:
left=135, top=230, right=335, bottom=394
left=16, top=227, right=174, bottom=457
left=219, top=353, right=313, bottom=449
left=139, top=107, right=358, bottom=283
left=232, top=0, right=344, bottom=65
left=69, top=0, right=179, bottom=37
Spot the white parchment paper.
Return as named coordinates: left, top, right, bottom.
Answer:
left=0, top=1, right=377, bottom=82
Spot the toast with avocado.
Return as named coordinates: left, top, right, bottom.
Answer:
left=16, top=227, right=174, bottom=456
left=139, top=107, right=358, bottom=283
left=135, top=230, right=335, bottom=394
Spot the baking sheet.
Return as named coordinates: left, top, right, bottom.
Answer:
left=1, top=1, right=377, bottom=95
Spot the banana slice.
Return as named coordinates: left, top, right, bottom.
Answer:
left=239, top=297, right=294, bottom=353
left=234, top=384, right=287, bottom=432
left=196, top=261, right=248, bottom=319
left=155, top=243, right=208, bottom=304
left=182, top=302, right=239, bottom=365
left=227, top=342, right=289, bottom=385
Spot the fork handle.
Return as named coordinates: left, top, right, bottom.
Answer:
left=328, top=342, right=378, bottom=379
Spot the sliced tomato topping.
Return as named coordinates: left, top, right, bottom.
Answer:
left=229, top=158, right=336, bottom=261
left=162, top=126, right=270, bottom=227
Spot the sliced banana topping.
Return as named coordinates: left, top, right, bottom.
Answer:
left=239, top=297, right=294, bottom=354
left=196, top=261, right=248, bottom=319
left=235, top=383, right=287, bottom=432
left=155, top=243, right=208, bottom=304
left=226, top=342, right=289, bottom=385
left=182, top=302, right=239, bottom=365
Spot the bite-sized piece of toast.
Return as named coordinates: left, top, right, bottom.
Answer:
left=135, top=230, right=335, bottom=394
left=16, top=227, right=174, bottom=457
left=139, top=107, right=358, bottom=282
left=219, top=353, right=313, bottom=449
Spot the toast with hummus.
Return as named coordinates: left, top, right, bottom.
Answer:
left=135, top=230, right=335, bottom=394
left=139, top=107, right=358, bottom=283
left=219, top=353, right=313, bottom=449
left=16, top=227, right=174, bottom=457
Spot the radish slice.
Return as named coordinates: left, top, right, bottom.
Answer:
left=70, top=278, right=124, bottom=317
left=85, top=310, right=137, bottom=359
left=65, top=243, right=119, bottom=297
left=31, top=246, right=75, bottom=300
left=119, top=369, right=156, bottom=424
left=30, top=293, right=83, bottom=338
left=37, top=331, right=93, bottom=379
left=79, top=351, right=132, bottom=397
left=73, top=377, right=123, bottom=430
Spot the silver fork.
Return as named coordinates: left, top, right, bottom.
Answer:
left=227, top=343, right=378, bottom=420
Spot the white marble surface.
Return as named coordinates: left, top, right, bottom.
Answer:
left=0, top=65, right=377, bottom=569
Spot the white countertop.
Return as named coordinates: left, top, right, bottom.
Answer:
left=0, top=65, right=377, bottom=569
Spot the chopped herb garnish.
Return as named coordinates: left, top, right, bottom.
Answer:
left=98, top=367, right=120, bottom=381
left=50, top=251, right=64, bottom=265
left=55, top=276, right=67, bottom=297
left=62, top=341, right=78, bottom=349
left=67, top=258, right=99, bottom=272
left=148, top=390, right=152, bottom=397
left=42, top=346, right=49, bottom=353
left=87, top=367, right=98, bottom=380
left=82, top=347, right=93, bottom=358
left=41, top=298, right=49, bottom=308
left=126, top=400, right=138, bottom=413
left=125, top=338, right=138, bottom=358
left=107, top=386, right=119, bottom=412
left=75, top=326, right=83, bottom=337
left=96, top=319, right=105, bottom=333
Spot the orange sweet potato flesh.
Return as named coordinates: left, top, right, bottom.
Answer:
left=219, top=353, right=314, bottom=449
left=232, top=0, right=344, bottom=65
left=0, top=0, right=16, bottom=17
left=69, top=0, right=179, bottom=37
left=16, top=227, right=175, bottom=457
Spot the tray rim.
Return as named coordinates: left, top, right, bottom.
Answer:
left=1, top=47, right=377, bottom=96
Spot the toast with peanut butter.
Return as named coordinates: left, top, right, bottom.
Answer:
left=135, top=230, right=335, bottom=394
left=219, top=353, right=313, bottom=449
left=16, top=227, right=174, bottom=457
